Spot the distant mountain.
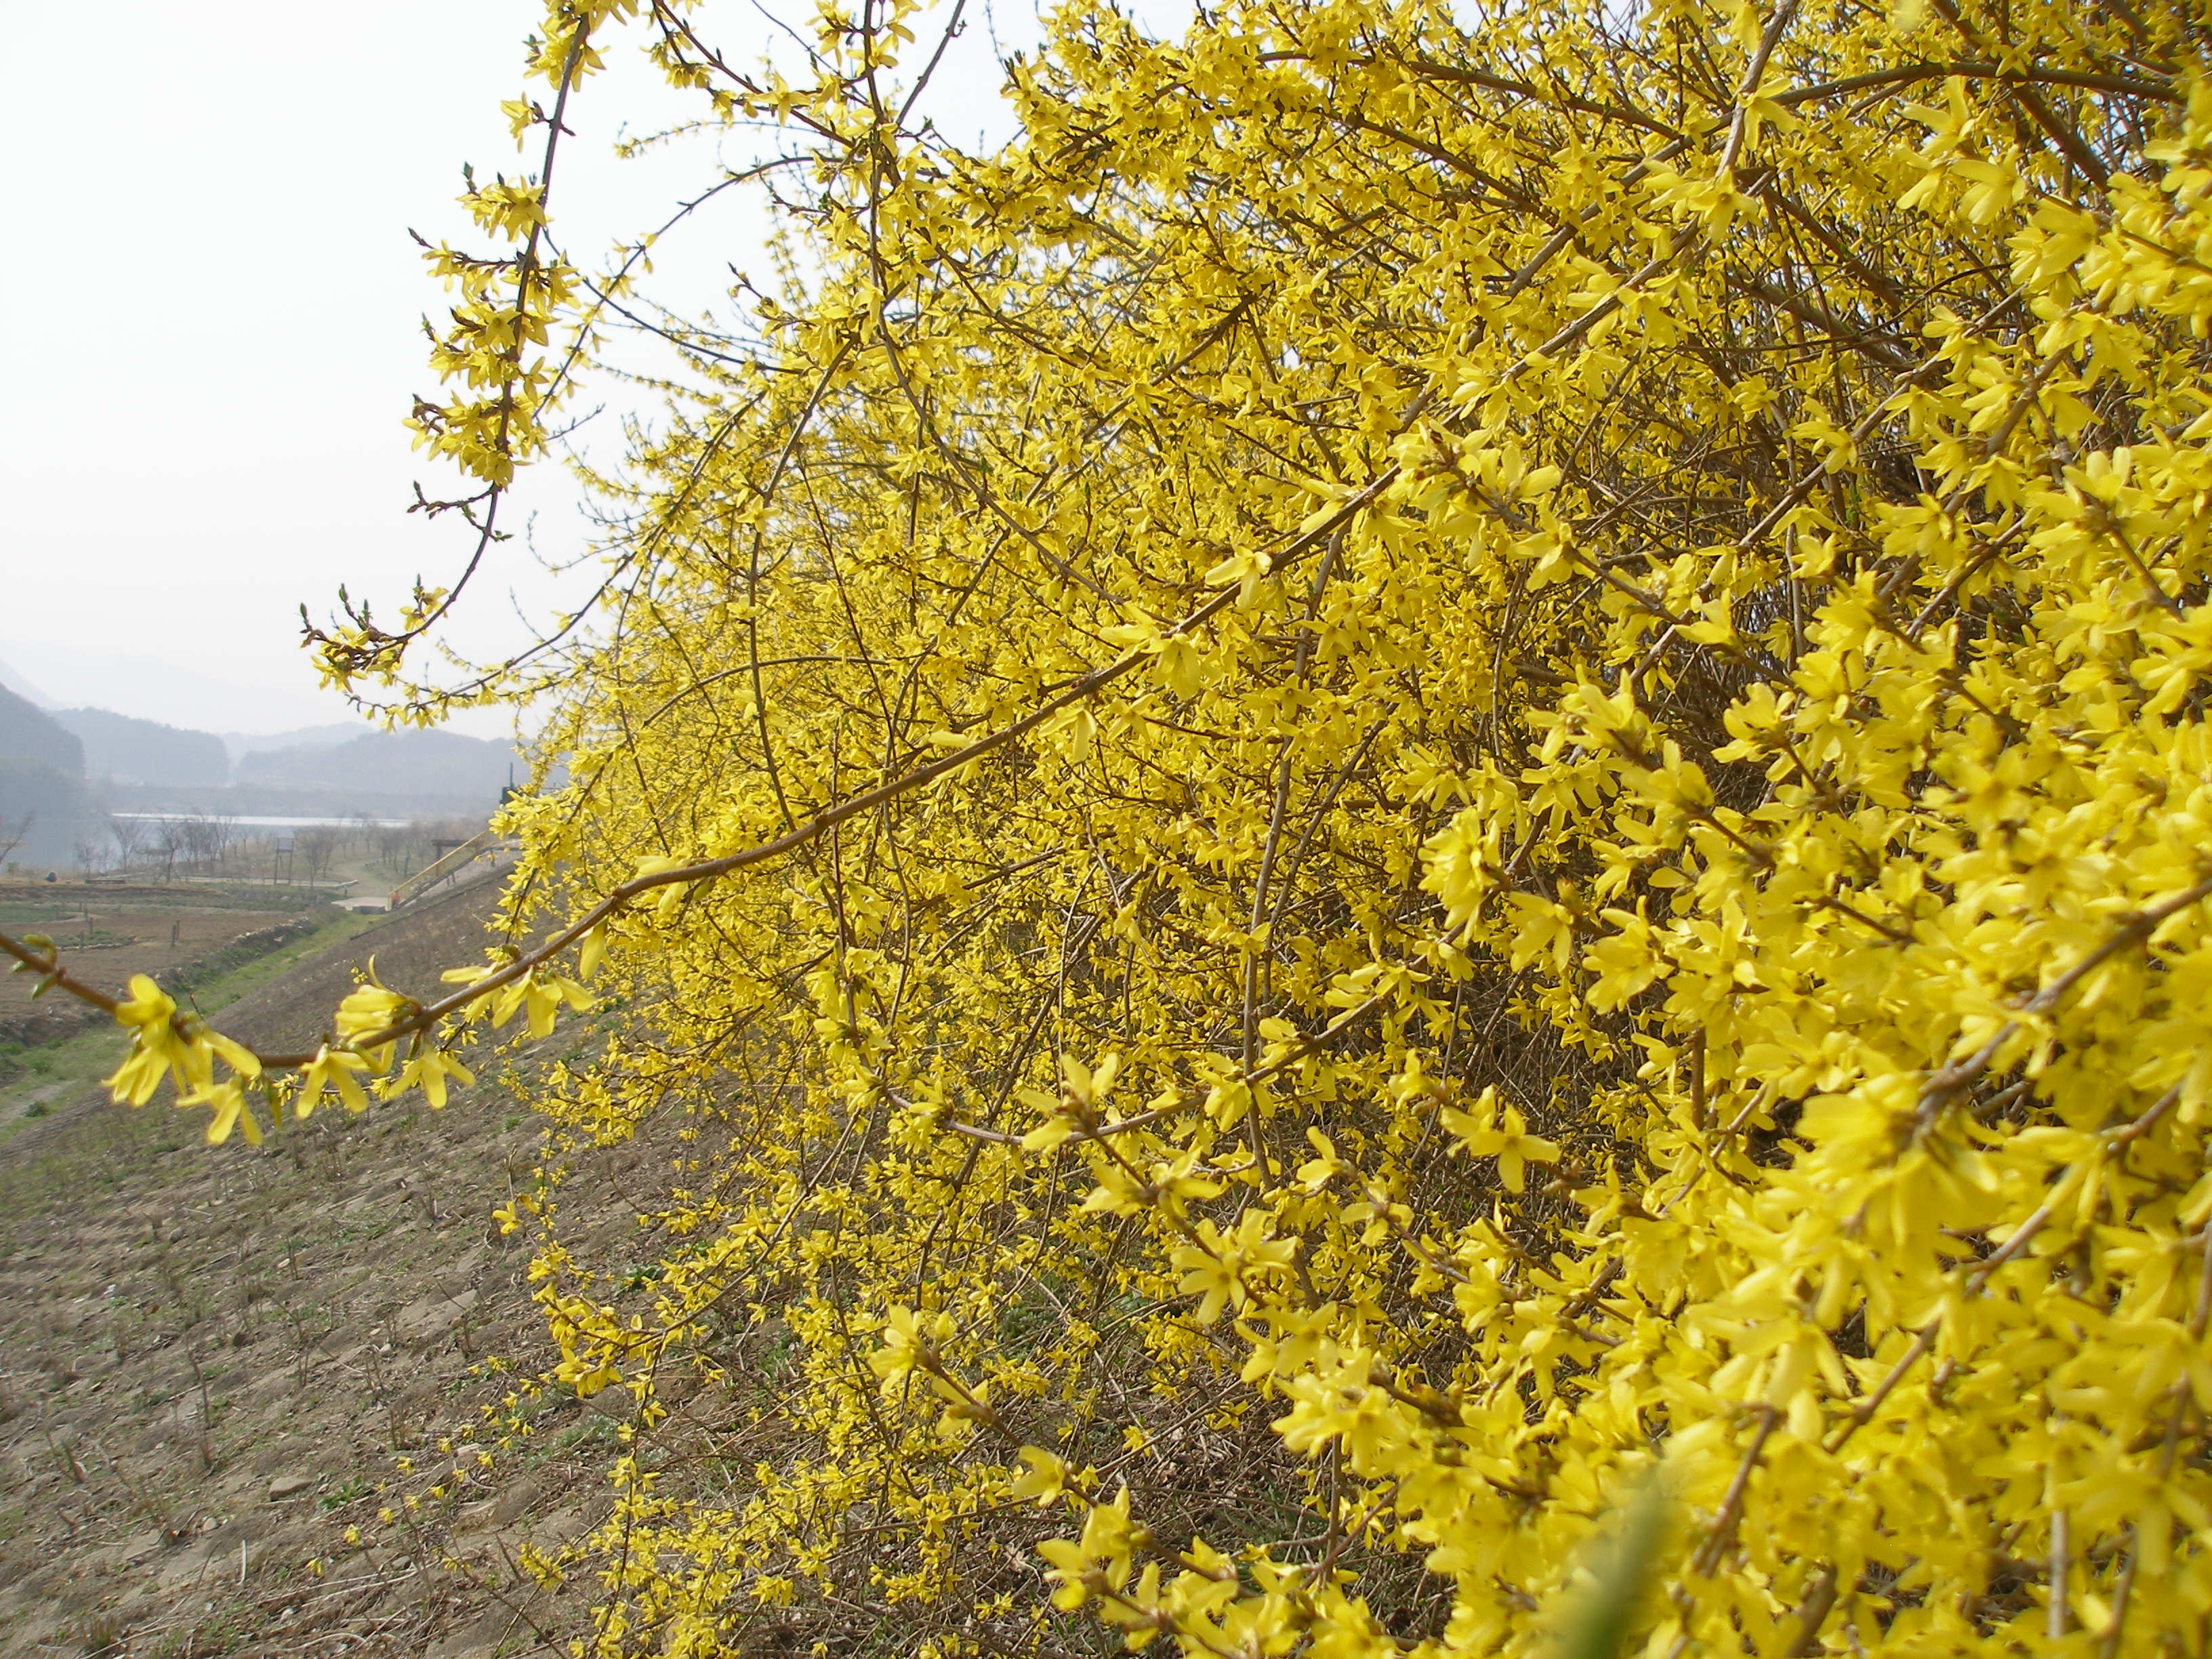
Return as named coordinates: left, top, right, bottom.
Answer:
left=0, top=657, right=56, bottom=709
left=222, top=723, right=370, bottom=764
left=0, top=638, right=351, bottom=735
left=0, top=684, right=83, bottom=776
left=0, top=758, right=99, bottom=866
left=234, top=729, right=513, bottom=807
left=56, top=708, right=230, bottom=787
left=0, top=687, right=97, bottom=866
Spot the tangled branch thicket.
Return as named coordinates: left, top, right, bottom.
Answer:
left=16, top=0, right=2212, bottom=1654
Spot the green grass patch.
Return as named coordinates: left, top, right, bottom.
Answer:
left=183, top=910, right=375, bottom=1015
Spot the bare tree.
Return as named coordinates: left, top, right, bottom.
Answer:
left=169, top=813, right=237, bottom=874
left=233, top=830, right=276, bottom=884
left=371, top=819, right=412, bottom=874
left=109, top=815, right=152, bottom=872
left=205, top=815, right=237, bottom=869
left=152, top=818, right=187, bottom=884
left=297, top=825, right=339, bottom=889
left=177, top=815, right=211, bottom=872
left=0, top=811, right=32, bottom=865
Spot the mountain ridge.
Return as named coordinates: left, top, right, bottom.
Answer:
left=54, top=708, right=230, bottom=788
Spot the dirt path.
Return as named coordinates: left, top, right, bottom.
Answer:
left=0, top=883, right=635, bottom=1657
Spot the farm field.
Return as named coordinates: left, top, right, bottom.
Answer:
left=0, top=884, right=348, bottom=1081
left=0, top=881, right=672, bottom=1656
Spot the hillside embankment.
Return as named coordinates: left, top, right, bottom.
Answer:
left=0, top=880, right=670, bottom=1657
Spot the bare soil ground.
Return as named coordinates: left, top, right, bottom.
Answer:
left=0, top=881, right=662, bottom=1658
left=0, top=884, right=337, bottom=1049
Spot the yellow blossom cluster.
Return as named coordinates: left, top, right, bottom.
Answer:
left=457, top=0, right=2212, bottom=1651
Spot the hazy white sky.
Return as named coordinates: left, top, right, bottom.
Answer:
left=0, top=0, right=1067, bottom=735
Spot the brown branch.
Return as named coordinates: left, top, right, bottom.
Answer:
left=1787, top=1564, right=1840, bottom=1656
left=1775, top=61, right=2174, bottom=108
left=1921, top=3, right=2114, bottom=185
left=1692, top=1405, right=1779, bottom=1574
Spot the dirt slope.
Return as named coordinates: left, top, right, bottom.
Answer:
left=0, top=880, right=649, bottom=1658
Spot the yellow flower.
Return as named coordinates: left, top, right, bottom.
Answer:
left=1443, top=1094, right=1560, bottom=1194
left=298, top=1044, right=372, bottom=1116
left=185, top=1082, right=262, bottom=1147
left=388, top=1049, right=474, bottom=1109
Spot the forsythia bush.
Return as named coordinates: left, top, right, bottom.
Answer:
left=14, top=0, right=2212, bottom=1655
